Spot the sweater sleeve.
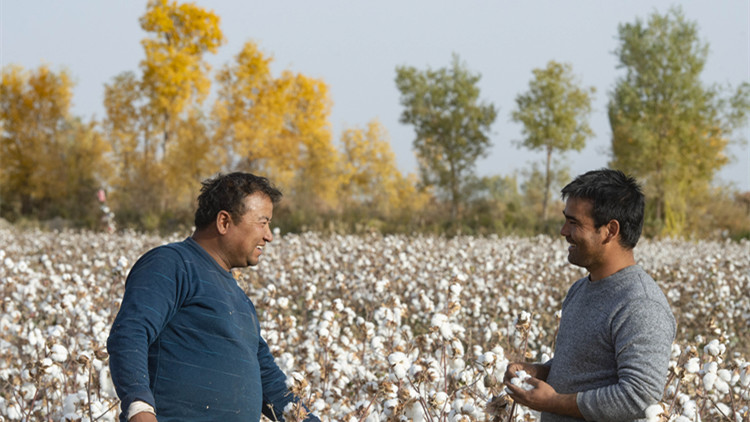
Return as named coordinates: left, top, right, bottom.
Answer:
left=106, top=247, right=189, bottom=418
left=576, top=298, right=675, bottom=421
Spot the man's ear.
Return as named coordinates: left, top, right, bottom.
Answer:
left=603, top=219, right=620, bottom=244
left=216, top=210, right=232, bottom=235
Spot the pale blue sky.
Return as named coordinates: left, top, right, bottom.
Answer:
left=2, top=1, right=748, bottom=190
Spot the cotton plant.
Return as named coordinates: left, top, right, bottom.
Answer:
left=2, top=228, right=750, bottom=421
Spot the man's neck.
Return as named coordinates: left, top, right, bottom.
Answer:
left=191, top=230, right=231, bottom=271
left=589, top=253, right=636, bottom=282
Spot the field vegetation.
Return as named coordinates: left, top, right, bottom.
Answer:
left=1, top=227, right=748, bottom=421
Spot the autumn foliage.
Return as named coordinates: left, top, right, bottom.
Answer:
left=1, top=2, right=749, bottom=238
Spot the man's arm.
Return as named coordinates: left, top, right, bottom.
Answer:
left=575, top=300, right=675, bottom=421
left=107, top=248, right=187, bottom=419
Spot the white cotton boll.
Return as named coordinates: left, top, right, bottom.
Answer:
left=430, top=312, right=454, bottom=340
left=383, top=398, right=399, bottom=416
left=431, top=391, right=449, bottom=410
left=680, top=399, right=697, bottom=418
left=333, top=298, right=344, bottom=312
left=374, top=279, right=389, bottom=294
left=46, top=325, right=65, bottom=338
left=49, top=344, right=69, bottom=363
left=703, top=372, right=717, bottom=392
left=285, top=371, right=305, bottom=389
left=44, top=362, right=62, bottom=377
left=439, top=323, right=454, bottom=340
left=322, top=310, right=335, bottom=322
left=507, top=370, right=534, bottom=392
left=404, top=401, right=425, bottom=422
left=674, top=416, right=692, bottom=422
left=312, top=398, right=326, bottom=412
left=714, top=402, right=731, bottom=417
left=671, top=343, right=681, bottom=359
left=704, top=361, right=718, bottom=375
left=685, top=357, right=701, bottom=374
left=21, top=383, right=36, bottom=400
left=277, top=297, right=289, bottom=309
left=714, top=377, right=730, bottom=395
left=391, top=364, right=407, bottom=381
left=63, top=392, right=85, bottom=415
left=704, top=339, right=725, bottom=356
left=388, top=352, right=409, bottom=380
left=5, top=402, right=22, bottom=419
left=644, top=403, right=665, bottom=421
left=479, top=352, right=497, bottom=367
left=100, top=367, right=117, bottom=398
left=740, top=363, right=750, bottom=387
left=408, top=364, right=423, bottom=378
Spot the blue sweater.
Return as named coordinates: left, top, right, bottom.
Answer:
left=107, top=237, right=318, bottom=422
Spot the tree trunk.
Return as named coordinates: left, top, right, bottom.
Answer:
left=542, top=144, right=552, bottom=221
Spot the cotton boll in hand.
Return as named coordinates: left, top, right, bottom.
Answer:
left=505, top=370, right=534, bottom=394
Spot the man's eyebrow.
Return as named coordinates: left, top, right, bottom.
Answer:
left=562, top=210, right=579, bottom=222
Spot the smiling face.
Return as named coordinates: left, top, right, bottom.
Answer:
left=560, top=197, right=608, bottom=274
left=221, top=192, right=274, bottom=269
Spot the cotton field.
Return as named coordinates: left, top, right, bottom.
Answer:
left=1, top=227, right=748, bottom=421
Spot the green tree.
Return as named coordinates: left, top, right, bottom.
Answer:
left=511, top=61, right=594, bottom=221
left=395, top=54, right=497, bottom=223
left=609, top=7, right=750, bottom=236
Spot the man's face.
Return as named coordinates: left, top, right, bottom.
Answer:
left=560, top=197, right=607, bottom=272
left=223, top=192, right=274, bottom=269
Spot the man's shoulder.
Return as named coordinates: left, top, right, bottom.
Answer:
left=131, top=239, right=194, bottom=271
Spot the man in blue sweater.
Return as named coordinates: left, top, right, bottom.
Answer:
left=107, top=173, right=320, bottom=422
left=504, top=169, right=676, bottom=421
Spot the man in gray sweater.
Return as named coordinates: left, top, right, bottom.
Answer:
left=504, top=169, right=676, bottom=421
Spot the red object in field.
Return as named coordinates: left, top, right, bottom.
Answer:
left=97, top=189, right=106, bottom=203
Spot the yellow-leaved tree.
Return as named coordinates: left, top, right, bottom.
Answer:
left=213, top=41, right=340, bottom=216
left=1, top=64, right=110, bottom=225
left=339, top=120, right=429, bottom=225
left=103, top=0, right=224, bottom=229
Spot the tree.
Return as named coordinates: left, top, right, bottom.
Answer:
left=1, top=64, right=110, bottom=224
left=102, top=0, right=225, bottom=228
left=338, top=120, right=428, bottom=222
left=395, top=54, right=497, bottom=222
left=139, top=0, right=224, bottom=150
left=609, top=7, right=750, bottom=236
left=511, top=61, right=594, bottom=221
left=213, top=41, right=340, bottom=210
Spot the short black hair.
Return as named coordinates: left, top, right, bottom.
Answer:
left=561, top=169, right=644, bottom=249
left=194, top=172, right=282, bottom=229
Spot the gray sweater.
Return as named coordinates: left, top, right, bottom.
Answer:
left=542, top=265, right=676, bottom=422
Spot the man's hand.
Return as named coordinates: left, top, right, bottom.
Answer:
left=503, top=377, right=583, bottom=419
left=129, top=412, right=157, bottom=422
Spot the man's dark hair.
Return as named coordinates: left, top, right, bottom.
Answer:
left=194, top=172, right=282, bottom=229
left=561, top=168, right=644, bottom=249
